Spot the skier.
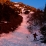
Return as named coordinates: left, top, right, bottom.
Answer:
left=33, top=33, right=38, bottom=40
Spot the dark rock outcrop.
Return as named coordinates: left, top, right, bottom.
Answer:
left=0, top=1, right=23, bottom=34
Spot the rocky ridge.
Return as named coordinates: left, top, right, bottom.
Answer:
left=0, top=0, right=37, bottom=34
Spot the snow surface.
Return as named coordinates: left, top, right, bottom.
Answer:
left=0, top=12, right=46, bottom=46
left=14, top=4, right=19, bottom=7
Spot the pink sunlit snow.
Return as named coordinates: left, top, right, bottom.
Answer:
left=0, top=12, right=45, bottom=46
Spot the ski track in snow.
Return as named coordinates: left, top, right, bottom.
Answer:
left=0, top=12, right=46, bottom=46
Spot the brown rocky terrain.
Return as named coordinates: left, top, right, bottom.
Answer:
left=0, top=0, right=37, bottom=34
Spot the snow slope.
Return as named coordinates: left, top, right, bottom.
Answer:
left=0, top=12, right=46, bottom=46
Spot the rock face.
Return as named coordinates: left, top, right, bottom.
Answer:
left=0, top=1, right=23, bottom=34
left=0, top=0, right=37, bottom=34
left=0, top=0, right=10, bottom=4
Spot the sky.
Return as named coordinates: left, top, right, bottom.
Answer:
left=11, top=0, right=46, bottom=9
